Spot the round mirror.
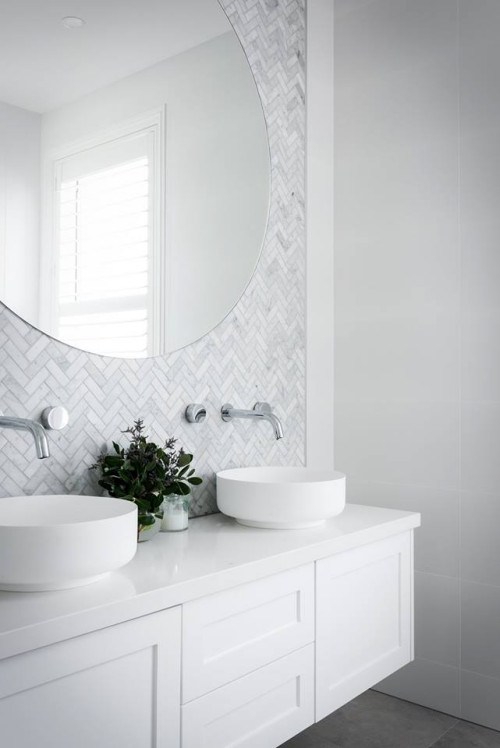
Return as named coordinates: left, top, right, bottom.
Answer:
left=0, top=0, right=270, bottom=357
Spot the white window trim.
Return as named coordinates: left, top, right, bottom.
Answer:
left=40, top=107, right=167, bottom=356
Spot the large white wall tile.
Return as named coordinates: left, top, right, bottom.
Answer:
left=335, top=400, right=459, bottom=490
left=335, top=313, right=459, bottom=405
left=461, top=314, right=500, bottom=403
left=375, top=658, right=460, bottom=717
left=461, top=220, right=500, bottom=312
left=460, top=156, right=500, bottom=402
left=334, top=0, right=457, bottom=90
left=461, top=580, right=500, bottom=681
left=461, top=402, right=500, bottom=494
left=460, top=132, right=500, bottom=226
left=461, top=670, right=500, bottom=732
left=414, top=573, right=460, bottom=667
left=459, top=0, right=500, bottom=136
left=461, top=490, right=500, bottom=587
left=347, top=481, right=459, bottom=577
left=335, top=63, right=459, bottom=153
left=333, top=0, right=500, bottom=727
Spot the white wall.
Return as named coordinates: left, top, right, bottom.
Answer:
left=41, top=31, right=269, bottom=351
left=334, top=0, right=500, bottom=730
left=306, top=0, right=335, bottom=470
left=0, top=101, right=40, bottom=321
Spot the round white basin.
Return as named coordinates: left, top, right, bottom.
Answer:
left=0, top=495, right=138, bottom=592
left=216, top=467, right=346, bottom=529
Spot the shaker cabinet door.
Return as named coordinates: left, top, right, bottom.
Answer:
left=315, top=531, right=414, bottom=720
left=0, top=607, right=181, bottom=748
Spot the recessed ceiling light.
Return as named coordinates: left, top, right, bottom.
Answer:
left=61, top=16, right=86, bottom=29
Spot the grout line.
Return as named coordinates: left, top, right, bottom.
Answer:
left=427, top=721, right=460, bottom=748
left=456, top=0, right=463, bottom=720
left=374, top=690, right=460, bottom=722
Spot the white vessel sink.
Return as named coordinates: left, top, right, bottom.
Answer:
left=0, top=495, right=137, bottom=592
left=216, top=467, right=346, bottom=529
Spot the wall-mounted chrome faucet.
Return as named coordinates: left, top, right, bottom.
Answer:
left=0, top=406, right=68, bottom=460
left=0, top=416, right=50, bottom=459
left=221, top=402, right=284, bottom=440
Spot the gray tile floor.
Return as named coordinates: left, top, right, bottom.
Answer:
left=279, top=690, right=500, bottom=748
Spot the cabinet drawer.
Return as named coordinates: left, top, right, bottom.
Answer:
left=0, top=608, right=181, bottom=748
left=182, top=644, right=314, bottom=748
left=315, top=531, right=413, bottom=720
left=182, top=563, right=314, bottom=702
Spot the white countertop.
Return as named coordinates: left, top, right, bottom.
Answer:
left=0, top=503, right=420, bottom=660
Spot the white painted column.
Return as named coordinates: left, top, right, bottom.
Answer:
left=306, top=0, right=335, bottom=468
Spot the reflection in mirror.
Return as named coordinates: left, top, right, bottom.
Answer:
left=0, top=0, right=270, bottom=357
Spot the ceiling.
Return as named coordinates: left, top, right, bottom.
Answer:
left=0, top=0, right=231, bottom=113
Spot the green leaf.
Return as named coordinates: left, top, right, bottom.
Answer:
left=91, top=421, right=202, bottom=515
left=173, top=481, right=191, bottom=496
left=103, top=456, right=123, bottom=467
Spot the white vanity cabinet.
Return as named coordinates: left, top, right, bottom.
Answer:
left=181, top=564, right=316, bottom=748
left=315, top=532, right=413, bottom=720
left=0, top=607, right=181, bottom=748
left=180, top=531, right=414, bottom=748
left=0, top=507, right=419, bottom=748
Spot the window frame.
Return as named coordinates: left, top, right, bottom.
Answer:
left=40, top=107, right=167, bottom=357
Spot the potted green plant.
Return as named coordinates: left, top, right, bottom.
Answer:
left=90, top=419, right=202, bottom=541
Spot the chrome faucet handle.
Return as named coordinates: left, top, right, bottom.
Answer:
left=221, top=403, right=234, bottom=422
left=185, top=404, right=207, bottom=423
left=41, top=406, right=69, bottom=431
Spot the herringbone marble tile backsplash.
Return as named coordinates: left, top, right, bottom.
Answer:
left=0, top=0, right=306, bottom=516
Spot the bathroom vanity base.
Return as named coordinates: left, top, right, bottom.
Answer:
left=0, top=608, right=181, bottom=748
left=0, top=504, right=420, bottom=748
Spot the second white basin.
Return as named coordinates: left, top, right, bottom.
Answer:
left=216, top=467, right=346, bottom=529
left=0, top=495, right=138, bottom=592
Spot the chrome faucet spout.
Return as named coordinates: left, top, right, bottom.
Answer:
left=0, top=416, right=50, bottom=459
left=263, top=412, right=284, bottom=440
left=221, top=402, right=284, bottom=440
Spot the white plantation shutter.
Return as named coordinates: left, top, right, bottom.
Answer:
left=51, top=123, right=163, bottom=357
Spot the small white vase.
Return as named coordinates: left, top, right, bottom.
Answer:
left=161, top=496, right=189, bottom=532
